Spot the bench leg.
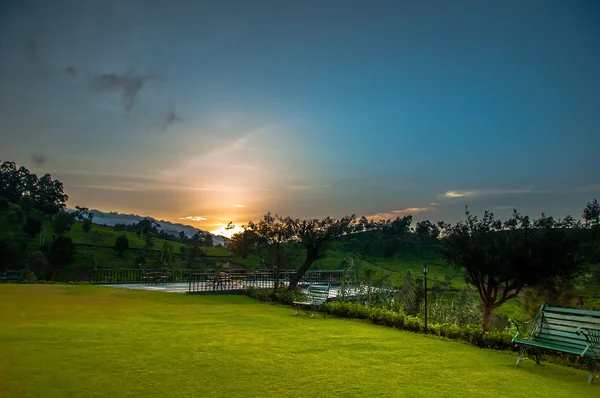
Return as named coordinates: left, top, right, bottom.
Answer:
left=516, top=346, right=526, bottom=367
left=516, top=346, right=539, bottom=367
left=586, top=359, right=598, bottom=385
left=294, top=305, right=299, bottom=316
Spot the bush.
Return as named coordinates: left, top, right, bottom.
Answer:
left=274, top=288, right=303, bottom=305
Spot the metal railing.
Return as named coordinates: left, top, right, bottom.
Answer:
left=188, top=270, right=343, bottom=293
left=89, top=269, right=196, bottom=284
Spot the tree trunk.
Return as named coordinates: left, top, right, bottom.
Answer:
left=482, top=302, right=494, bottom=331
left=288, top=249, right=318, bottom=290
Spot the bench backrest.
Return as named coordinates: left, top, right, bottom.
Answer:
left=2, top=270, right=26, bottom=279
left=308, top=284, right=330, bottom=304
left=535, top=304, right=600, bottom=354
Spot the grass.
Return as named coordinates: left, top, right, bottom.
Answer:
left=0, top=285, right=596, bottom=397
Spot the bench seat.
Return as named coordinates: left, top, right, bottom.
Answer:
left=293, top=284, right=330, bottom=318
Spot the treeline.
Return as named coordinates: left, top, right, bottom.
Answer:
left=1, top=160, right=76, bottom=279
left=335, top=209, right=596, bottom=259
left=0, top=161, right=222, bottom=279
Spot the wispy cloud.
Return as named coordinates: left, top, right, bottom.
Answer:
left=577, top=184, right=600, bottom=192
left=288, top=184, right=331, bottom=191
left=233, top=204, right=245, bottom=208
left=91, top=71, right=160, bottom=113
left=179, top=216, right=207, bottom=221
left=368, top=207, right=436, bottom=220
left=440, top=187, right=548, bottom=199
left=442, top=191, right=476, bottom=198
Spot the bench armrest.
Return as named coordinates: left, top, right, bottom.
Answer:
left=509, top=318, right=539, bottom=341
left=576, top=327, right=600, bottom=352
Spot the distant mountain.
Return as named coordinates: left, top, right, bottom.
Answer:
left=85, top=209, right=226, bottom=246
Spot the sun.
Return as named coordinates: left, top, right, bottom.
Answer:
left=210, top=224, right=245, bottom=239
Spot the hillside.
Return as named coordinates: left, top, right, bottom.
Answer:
left=86, top=209, right=227, bottom=246
left=0, top=203, right=232, bottom=280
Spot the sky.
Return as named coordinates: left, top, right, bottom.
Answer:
left=1, top=0, right=599, bottom=237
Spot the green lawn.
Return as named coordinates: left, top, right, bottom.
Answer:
left=0, top=286, right=596, bottom=397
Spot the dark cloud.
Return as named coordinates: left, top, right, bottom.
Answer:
left=65, top=66, right=77, bottom=76
left=31, top=152, right=46, bottom=165
left=163, top=105, right=183, bottom=130
left=91, top=71, right=157, bottom=113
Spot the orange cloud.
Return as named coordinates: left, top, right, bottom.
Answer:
left=178, top=216, right=207, bottom=221
left=443, top=191, right=476, bottom=198
left=368, top=207, right=436, bottom=220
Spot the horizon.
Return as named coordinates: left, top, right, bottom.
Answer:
left=1, top=0, right=599, bottom=237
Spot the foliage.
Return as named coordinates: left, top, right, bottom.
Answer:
left=241, top=286, right=272, bottom=302
left=282, top=214, right=367, bottom=289
left=114, top=235, right=129, bottom=257
left=154, top=242, right=174, bottom=268
left=46, top=236, right=76, bottom=280
left=25, top=251, right=49, bottom=279
left=441, top=208, right=584, bottom=330
left=23, top=216, right=42, bottom=237
left=522, top=276, right=578, bottom=317
left=0, top=161, right=68, bottom=211
left=395, top=270, right=418, bottom=314
left=0, top=196, right=9, bottom=210
left=583, top=198, right=600, bottom=227
left=52, top=211, right=75, bottom=235
left=414, top=220, right=440, bottom=243
left=0, top=237, right=19, bottom=267
left=82, top=219, right=92, bottom=233
left=230, top=213, right=296, bottom=290
left=426, top=286, right=482, bottom=327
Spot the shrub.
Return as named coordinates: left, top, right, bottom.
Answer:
left=0, top=197, right=9, bottom=210
left=274, top=288, right=303, bottom=305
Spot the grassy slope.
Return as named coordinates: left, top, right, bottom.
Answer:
left=313, top=247, right=466, bottom=288
left=0, top=205, right=231, bottom=270
left=0, top=285, right=595, bottom=397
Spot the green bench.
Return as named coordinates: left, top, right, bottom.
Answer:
left=1, top=270, right=27, bottom=282
left=293, top=284, right=330, bottom=318
left=509, top=302, right=600, bottom=384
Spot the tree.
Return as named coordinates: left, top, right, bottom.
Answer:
left=34, top=174, right=68, bottom=213
left=114, top=235, right=129, bottom=257
left=154, top=242, right=173, bottom=269
left=26, top=251, right=49, bottom=279
left=0, top=238, right=18, bottom=268
left=414, top=220, right=440, bottom=243
left=0, top=161, right=67, bottom=211
left=204, top=234, right=214, bottom=248
left=395, top=270, right=418, bottom=314
left=137, top=217, right=160, bottom=238
left=52, top=211, right=74, bottom=235
left=82, top=219, right=92, bottom=233
left=583, top=198, right=600, bottom=227
left=441, top=208, right=583, bottom=330
left=230, top=214, right=294, bottom=291
left=46, top=236, right=76, bottom=279
left=284, top=214, right=361, bottom=290
left=74, top=206, right=94, bottom=233
left=23, top=216, right=42, bottom=237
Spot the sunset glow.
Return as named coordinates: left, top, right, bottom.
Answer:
left=210, top=224, right=245, bottom=239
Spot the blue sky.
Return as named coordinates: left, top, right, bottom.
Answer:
left=1, top=0, right=599, bottom=235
